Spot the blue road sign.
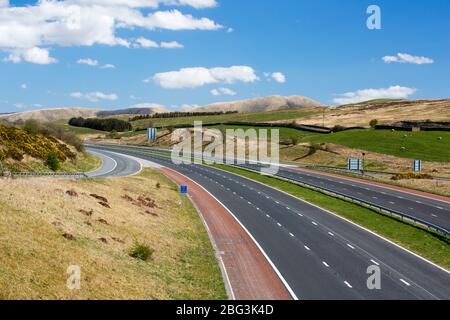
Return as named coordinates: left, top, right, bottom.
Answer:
left=348, top=158, right=363, bottom=171
left=148, top=128, right=157, bottom=141
left=180, top=185, right=188, bottom=194
left=413, top=160, right=422, bottom=172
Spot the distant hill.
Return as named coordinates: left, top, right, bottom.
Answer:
left=275, top=99, right=450, bottom=128
left=193, top=95, right=322, bottom=113
left=96, top=104, right=168, bottom=117
left=0, top=104, right=168, bottom=123
left=0, top=108, right=101, bottom=123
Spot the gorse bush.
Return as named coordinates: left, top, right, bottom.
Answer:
left=45, top=152, right=60, bottom=171
left=0, top=124, right=76, bottom=163
left=129, top=243, right=154, bottom=261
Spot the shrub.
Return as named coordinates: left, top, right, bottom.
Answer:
left=45, top=152, right=60, bottom=171
left=129, top=243, right=154, bottom=261
left=290, top=136, right=300, bottom=146
left=391, top=173, right=433, bottom=181
left=369, top=119, right=378, bottom=128
left=69, top=117, right=132, bottom=132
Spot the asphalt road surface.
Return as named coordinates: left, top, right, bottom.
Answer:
left=87, top=144, right=450, bottom=300
left=86, top=147, right=141, bottom=178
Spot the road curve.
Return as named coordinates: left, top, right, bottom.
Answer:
left=87, top=144, right=450, bottom=300
left=87, top=144, right=450, bottom=234
left=86, top=147, right=142, bottom=178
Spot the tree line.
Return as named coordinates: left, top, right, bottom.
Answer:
left=69, top=117, right=132, bottom=132
left=129, top=111, right=238, bottom=122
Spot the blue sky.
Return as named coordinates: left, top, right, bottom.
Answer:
left=0, top=0, right=449, bottom=112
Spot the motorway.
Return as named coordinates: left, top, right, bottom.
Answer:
left=89, top=144, right=450, bottom=233
left=87, top=144, right=450, bottom=300
left=86, top=147, right=142, bottom=178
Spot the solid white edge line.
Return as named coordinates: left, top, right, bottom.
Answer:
left=86, top=149, right=118, bottom=176
left=210, top=166, right=450, bottom=275
left=163, top=167, right=299, bottom=301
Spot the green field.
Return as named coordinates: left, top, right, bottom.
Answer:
left=131, top=109, right=318, bottom=129
left=306, top=129, right=450, bottom=163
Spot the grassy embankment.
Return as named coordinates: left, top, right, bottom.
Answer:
left=0, top=169, right=226, bottom=299
left=0, top=124, right=101, bottom=173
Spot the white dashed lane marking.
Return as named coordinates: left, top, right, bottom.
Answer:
left=344, top=281, right=353, bottom=288
left=400, top=279, right=411, bottom=286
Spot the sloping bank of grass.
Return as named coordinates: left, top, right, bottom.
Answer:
left=0, top=169, right=226, bottom=299
left=213, top=164, right=450, bottom=270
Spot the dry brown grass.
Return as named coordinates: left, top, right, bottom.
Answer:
left=0, top=169, right=226, bottom=300
left=274, top=99, right=450, bottom=127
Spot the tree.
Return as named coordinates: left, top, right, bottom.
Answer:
left=45, top=152, right=60, bottom=171
left=369, top=119, right=379, bottom=128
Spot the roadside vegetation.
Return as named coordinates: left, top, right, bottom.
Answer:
left=69, top=117, right=132, bottom=132
left=0, top=122, right=100, bottom=173
left=0, top=169, right=226, bottom=299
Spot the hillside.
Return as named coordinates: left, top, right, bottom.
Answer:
left=0, top=105, right=169, bottom=123
left=96, top=104, right=168, bottom=117
left=0, top=169, right=225, bottom=299
left=0, top=108, right=101, bottom=123
left=0, top=124, right=99, bottom=173
left=285, top=99, right=450, bottom=128
left=194, top=95, right=322, bottom=113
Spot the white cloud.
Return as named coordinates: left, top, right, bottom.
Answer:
left=69, top=0, right=218, bottom=9
left=271, top=72, right=286, bottom=83
left=333, top=85, right=417, bottom=105
left=227, top=27, right=234, bottom=33
left=101, top=63, right=116, bottom=69
left=71, top=91, right=118, bottom=102
left=21, top=83, right=27, bottom=89
left=153, top=66, right=259, bottom=89
left=134, top=37, right=159, bottom=48
left=0, top=0, right=8, bottom=8
left=0, top=1, right=221, bottom=64
left=382, top=53, right=434, bottom=65
left=5, top=47, right=57, bottom=65
left=160, top=41, right=183, bottom=49
left=77, top=58, right=99, bottom=66
left=211, top=87, right=236, bottom=96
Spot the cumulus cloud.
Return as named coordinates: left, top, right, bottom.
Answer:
left=153, top=66, right=259, bottom=89
left=101, top=63, right=116, bottom=69
left=21, top=84, right=27, bottom=89
left=333, top=85, right=417, bottom=105
left=71, top=91, right=118, bottom=102
left=382, top=53, right=434, bottom=65
left=211, top=87, right=236, bottom=96
left=271, top=72, right=286, bottom=83
left=5, top=47, right=57, bottom=64
left=0, top=1, right=221, bottom=64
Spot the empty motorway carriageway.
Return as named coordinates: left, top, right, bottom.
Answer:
left=87, top=144, right=450, bottom=300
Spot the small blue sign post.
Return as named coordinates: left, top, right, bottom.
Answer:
left=413, top=160, right=422, bottom=172
left=147, top=128, right=157, bottom=142
left=180, top=185, right=188, bottom=195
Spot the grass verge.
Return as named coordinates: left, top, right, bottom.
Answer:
left=0, top=169, right=226, bottom=299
